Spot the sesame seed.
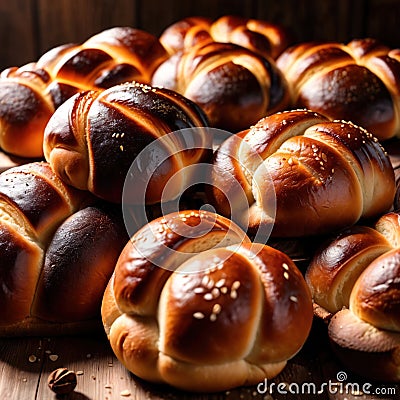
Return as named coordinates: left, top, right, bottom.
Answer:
left=216, top=279, right=226, bottom=288
left=213, top=304, right=222, bottom=314
left=49, top=354, right=58, bottom=361
left=194, top=287, right=205, bottom=294
left=204, top=293, right=213, bottom=301
left=193, top=312, right=205, bottom=319
left=282, top=263, right=289, bottom=270
left=321, top=153, right=327, bottom=162
left=202, top=276, right=209, bottom=286
left=210, top=314, right=217, bottom=322
left=332, top=168, right=335, bottom=173
left=221, top=287, right=228, bottom=294
left=120, top=145, right=124, bottom=151
left=211, top=288, right=220, bottom=298
left=284, top=272, right=290, bottom=280
left=232, top=281, right=241, bottom=290
left=288, top=157, right=294, bottom=165
left=290, top=296, right=298, bottom=302
left=230, top=290, right=238, bottom=299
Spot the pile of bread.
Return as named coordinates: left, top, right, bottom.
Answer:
left=1, top=14, right=400, bottom=391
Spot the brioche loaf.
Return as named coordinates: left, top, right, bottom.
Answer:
left=159, top=15, right=289, bottom=59
left=43, top=81, right=210, bottom=204
left=306, top=212, right=400, bottom=381
left=277, top=38, right=400, bottom=141
left=101, top=210, right=313, bottom=392
left=0, top=162, right=128, bottom=335
left=208, top=109, right=395, bottom=237
left=151, top=41, right=290, bottom=132
left=0, top=27, right=168, bottom=158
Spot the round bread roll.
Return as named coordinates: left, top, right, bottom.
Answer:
left=208, top=109, right=395, bottom=237
left=277, top=38, right=400, bottom=141
left=151, top=41, right=290, bottom=132
left=0, top=27, right=168, bottom=158
left=43, top=81, right=210, bottom=204
left=159, top=15, right=289, bottom=59
left=306, top=211, right=400, bottom=381
left=101, top=210, right=313, bottom=392
left=0, top=162, right=128, bottom=335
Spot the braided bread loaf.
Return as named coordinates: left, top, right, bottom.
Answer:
left=0, top=27, right=168, bottom=158
left=208, top=109, right=395, bottom=237
left=276, top=38, right=400, bottom=141
left=306, top=212, right=400, bottom=381
left=0, top=162, right=128, bottom=335
left=151, top=41, right=290, bottom=132
left=101, top=210, right=313, bottom=392
left=43, top=81, right=210, bottom=204
left=159, top=15, right=289, bottom=59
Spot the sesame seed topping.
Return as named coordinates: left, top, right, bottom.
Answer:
left=290, top=296, right=298, bottom=302
left=230, top=290, right=238, bottom=299
left=232, top=281, right=241, bottom=290
left=282, top=263, right=289, bottom=270
left=120, top=145, right=124, bottom=151
left=194, top=287, right=205, bottom=294
left=213, top=304, right=222, bottom=314
left=321, top=153, right=327, bottom=162
left=284, top=272, right=290, bottom=280
left=211, top=288, right=220, bottom=298
left=288, top=157, right=294, bottom=166
left=204, top=293, right=213, bottom=301
left=221, top=287, right=228, bottom=294
left=216, top=279, right=226, bottom=288
left=193, top=312, right=205, bottom=319
left=210, top=314, right=217, bottom=322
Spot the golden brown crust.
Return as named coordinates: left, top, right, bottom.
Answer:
left=0, top=163, right=128, bottom=335
left=0, top=27, right=169, bottom=158
left=277, top=38, right=400, bottom=140
left=44, top=82, right=211, bottom=203
left=306, top=211, right=400, bottom=381
left=102, top=210, right=313, bottom=392
left=209, top=110, right=395, bottom=237
left=151, top=41, right=290, bottom=132
left=160, top=15, right=289, bottom=59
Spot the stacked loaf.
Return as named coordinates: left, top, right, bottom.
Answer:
left=306, top=212, right=400, bottom=381
left=0, top=27, right=168, bottom=157
left=0, top=162, right=128, bottom=335
left=101, top=210, right=313, bottom=392
left=277, top=38, right=400, bottom=141
left=152, top=16, right=290, bottom=131
left=207, top=109, right=395, bottom=238
left=2, top=13, right=400, bottom=390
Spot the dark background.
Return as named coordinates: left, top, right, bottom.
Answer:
left=0, top=0, right=399, bottom=70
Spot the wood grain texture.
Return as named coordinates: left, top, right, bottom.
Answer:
left=1, top=322, right=398, bottom=400
left=1, top=0, right=400, bottom=69
left=36, top=0, right=138, bottom=54
left=0, top=0, right=36, bottom=68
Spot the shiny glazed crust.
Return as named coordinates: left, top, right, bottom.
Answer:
left=306, top=212, right=400, bottom=381
left=208, top=109, right=395, bottom=237
left=277, top=38, right=400, bottom=140
left=101, top=210, right=313, bottom=392
left=0, top=162, right=128, bottom=335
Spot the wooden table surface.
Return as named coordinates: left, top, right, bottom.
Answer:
left=1, top=141, right=400, bottom=400
left=0, top=319, right=398, bottom=400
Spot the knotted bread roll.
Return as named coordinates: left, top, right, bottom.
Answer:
left=159, top=15, right=289, bottom=59
left=43, top=81, right=210, bottom=203
left=101, top=210, right=313, bottom=392
left=0, top=27, right=168, bottom=158
left=151, top=41, right=290, bottom=132
left=0, top=162, right=128, bottom=335
left=277, top=38, right=400, bottom=141
left=208, top=109, right=395, bottom=237
left=306, top=212, right=400, bottom=381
